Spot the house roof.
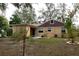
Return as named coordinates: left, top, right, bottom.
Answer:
left=11, top=20, right=64, bottom=28
left=38, top=20, right=64, bottom=27
left=11, top=24, right=36, bottom=28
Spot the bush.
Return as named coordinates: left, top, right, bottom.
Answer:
left=0, top=16, right=9, bottom=37
left=54, top=34, right=58, bottom=38
left=77, top=33, right=79, bottom=37
left=28, top=36, right=34, bottom=42
left=7, top=28, right=13, bottom=36
left=12, top=29, right=27, bottom=41
left=0, top=29, right=7, bottom=37
left=12, top=32, right=21, bottom=41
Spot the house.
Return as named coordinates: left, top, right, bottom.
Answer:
left=11, top=24, right=36, bottom=37
left=12, top=20, right=65, bottom=37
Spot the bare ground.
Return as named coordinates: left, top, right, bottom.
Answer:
left=0, top=38, right=79, bottom=56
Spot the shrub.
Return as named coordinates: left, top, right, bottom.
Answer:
left=7, top=28, right=13, bottom=36
left=54, top=34, right=58, bottom=38
left=28, top=36, right=34, bottom=42
left=41, top=34, right=47, bottom=37
left=0, top=29, right=7, bottom=37
left=77, top=33, right=79, bottom=37
left=12, top=29, right=27, bottom=41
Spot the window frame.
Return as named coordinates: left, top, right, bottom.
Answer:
left=38, top=27, right=43, bottom=33
left=48, top=27, right=51, bottom=32
left=50, top=20, right=54, bottom=24
left=61, top=26, right=65, bottom=33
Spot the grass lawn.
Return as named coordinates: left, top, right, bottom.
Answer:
left=0, top=37, right=79, bottom=56
left=25, top=37, right=79, bottom=56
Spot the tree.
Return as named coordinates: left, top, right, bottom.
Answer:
left=0, top=3, right=7, bottom=16
left=19, top=7, right=35, bottom=24
left=12, top=3, right=36, bottom=56
left=59, top=3, right=79, bottom=43
left=56, top=3, right=67, bottom=23
left=14, top=6, right=36, bottom=24
left=65, top=18, right=73, bottom=41
left=12, top=3, right=32, bottom=9
left=10, top=11, right=22, bottom=24
left=0, top=16, right=9, bottom=37
left=38, top=3, right=56, bottom=22
left=69, top=3, right=79, bottom=18
left=11, top=3, right=36, bottom=24
left=39, top=3, right=79, bottom=43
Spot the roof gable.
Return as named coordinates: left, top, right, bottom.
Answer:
left=38, top=20, right=64, bottom=27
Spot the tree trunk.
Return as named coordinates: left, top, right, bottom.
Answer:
left=23, top=34, right=26, bottom=56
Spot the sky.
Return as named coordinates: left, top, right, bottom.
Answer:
left=5, top=3, right=79, bottom=27
left=5, top=3, right=46, bottom=21
left=5, top=4, right=17, bottom=21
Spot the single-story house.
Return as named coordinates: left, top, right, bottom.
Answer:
left=11, top=20, right=65, bottom=37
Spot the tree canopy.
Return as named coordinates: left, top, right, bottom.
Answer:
left=0, top=3, right=7, bottom=16
left=10, top=3, right=36, bottom=24
left=0, top=16, right=9, bottom=37
left=10, top=11, right=22, bottom=24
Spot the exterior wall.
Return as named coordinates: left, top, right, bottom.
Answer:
left=12, top=25, right=63, bottom=37
left=35, top=26, right=63, bottom=37
left=12, top=26, right=31, bottom=37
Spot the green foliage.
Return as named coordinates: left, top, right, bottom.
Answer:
left=27, top=36, right=34, bottom=43
left=0, top=29, right=7, bottom=37
left=0, top=16, right=9, bottom=37
left=10, top=4, right=36, bottom=24
left=10, top=14, right=22, bottom=24
left=27, top=37, right=64, bottom=45
left=7, top=28, right=13, bottom=36
left=12, top=28, right=27, bottom=41
left=16, top=7, right=36, bottom=24
left=65, top=18, right=72, bottom=29
left=12, top=3, right=32, bottom=9
left=76, top=28, right=79, bottom=37
left=65, top=18, right=74, bottom=39
left=0, top=16, right=9, bottom=30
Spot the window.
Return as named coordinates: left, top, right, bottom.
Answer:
left=48, top=27, right=51, bottom=32
left=50, top=20, right=54, bottom=24
left=39, top=31, right=43, bottom=33
left=38, top=27, right=43, bottom=33
left=61, top=27, right=65, bottom=33
left=62, top=30, right=65, bottom=32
